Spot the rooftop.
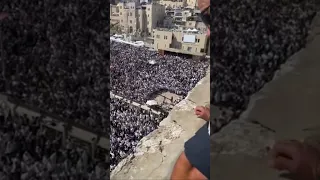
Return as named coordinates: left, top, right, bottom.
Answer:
left=154, top=28, right=206, bottom=34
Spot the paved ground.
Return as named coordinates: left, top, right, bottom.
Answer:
left=211, top=12, right=320, bottom=180
left=111, top=71, right=210, bottom=180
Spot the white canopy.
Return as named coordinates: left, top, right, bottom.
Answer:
left=146, top=100, right=158, bottom=106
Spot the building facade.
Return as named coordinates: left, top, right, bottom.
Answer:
left=157, top=0, right=197, bottom=9
left=153, top=28, right=209, bottom=56
left=110, top=4, right=121, bottom=25
left=145, top=3, right=166, bottom=35
left=158, top=0, right=186, bottom=9
left=186, top=0, right=197, bottom=8
left=110, top=2, right=165, bottom=36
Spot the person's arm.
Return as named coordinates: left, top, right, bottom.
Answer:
left=195, top=106, right=210, bottom=121
left=171, top=152, right=207, bottom=180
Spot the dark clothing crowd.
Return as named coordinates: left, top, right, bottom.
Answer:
left=210, top=0, right=318, bottom=132
left=110, top=98, right=165, bottom=169
left=110, top=41, right=209, bottom=104
left=0, top=110, right=108, bottom=180
left=0, top=0, right=109, bottom=179
left=0, top=0, right=109, bottom=133
left=110, top=41, right=208, bottom=168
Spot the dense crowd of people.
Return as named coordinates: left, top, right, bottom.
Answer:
left=210, top=0, right=318, bottom=132
left=110, top=41, right=208, bottom=168
left=0, top=0, right=110, bottom=179
left=111, top=41, right=209, bottom=104
left=0, top=0, right=109, bottom=133
left=0, top=110, right=108, bottom=180
left=110, top=98, right=165, bottom=169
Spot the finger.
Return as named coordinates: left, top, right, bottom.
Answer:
left=195, top=109, right=203, bottom=114
left=268, top=156, right=296, bottom=172
left=269, top=141, right=298, bottom=159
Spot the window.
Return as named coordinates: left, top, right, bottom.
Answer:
left=164, top=36, right=168, bottom=39
left=130, top=20, right=132, bottom=23
left=189, top=22, right=192, bottom=25
left=187, top=47, right=192, bottom=51
left=156, top=35, right=160, bottom=38
left=120, top=6, right=122, bottom=9
left=121, top=20, right=123, bottom=22
left=147, top=21, right=149, bottom=25
left=182, top=37, right=184, bottom=41
left=120, top=12, right=122, bottom=15
left=200, top=48, right=205, bottom=53
left=197, top=39, right=200, bottom=43
left=130, top=12, right=132, bottom=16
left=148, top=14, right=149, bottom=17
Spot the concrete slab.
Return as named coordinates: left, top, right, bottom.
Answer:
left=213, top=155, right=284, bottom=180
left=210, top=119, right=281, bottom=180
left=211, top=120, right=275, bottom=157
left=246, top=37, right=320, bottom=140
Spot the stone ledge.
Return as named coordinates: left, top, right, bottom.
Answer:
left=211, top=120, right=275, bottom=158
left=211, top=11, right=320, bottom=180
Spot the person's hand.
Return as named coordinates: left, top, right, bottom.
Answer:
left=268, top=140, right=320, bottom=180
left=194, top=106, right=210, bottom=121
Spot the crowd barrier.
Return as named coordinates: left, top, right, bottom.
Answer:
left=110, top=36, right=145, bottom=47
